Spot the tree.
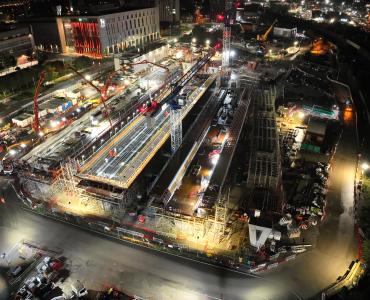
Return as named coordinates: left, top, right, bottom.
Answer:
left=73, top=56, right=92, bottom=70
left=37, top=52, right=49, bottom=65
left=363, top=239, right=370, bottom=265
left=2, top=55, right=16, bottom=68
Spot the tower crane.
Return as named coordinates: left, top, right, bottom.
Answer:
left=222, top=0, right=236, bottom=68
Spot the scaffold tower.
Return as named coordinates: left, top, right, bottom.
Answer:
left=170, top=107, right=182, bottom=153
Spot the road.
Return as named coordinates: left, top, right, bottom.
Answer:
left=0, top=181, right=300, bottom=300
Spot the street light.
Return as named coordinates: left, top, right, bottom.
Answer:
left=294, top=41, right=298, bottom=47
left=361, top=163, right=369, bottom=171
left=192, top=38, right=197, bottom=44
left=298, top=111, right=305, bottom=119
left=175, top=51, right=183, bottom=59
left=205, top=39, right=210, bottom=46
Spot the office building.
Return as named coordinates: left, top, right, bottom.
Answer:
left=0, top=26, right=35, bottom=61
left=56, top=6, right=160, bottom=57
left=155, top=0, right=180, bottom=23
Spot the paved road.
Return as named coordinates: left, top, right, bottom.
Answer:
left=0, top=182, right=300, bottom=300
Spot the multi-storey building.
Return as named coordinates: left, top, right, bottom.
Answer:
left=155, top=0, right=180, bottom=23
left=0, top=26, right=35, bottom=61
left=56, top=7, right=160, bottom=57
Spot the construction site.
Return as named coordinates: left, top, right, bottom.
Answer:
left=4, top=1, right=317, bottom=266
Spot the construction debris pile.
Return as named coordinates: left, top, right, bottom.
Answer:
left=282, top=161, right=330, bottom=237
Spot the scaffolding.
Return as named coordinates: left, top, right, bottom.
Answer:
left=245, top=86, right=282, bottom=212
left=151, top=206, right=233, bottom=253
left=47, top=160, right=117, bottom=216
left=170, top=107, right=182, bottom=153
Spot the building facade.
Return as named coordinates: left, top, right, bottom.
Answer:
left=155, top=0, right=180, bottom=23
left=24, top=17, right=61, bottom=53
left=56, top=7, right=160, bottom=57
left=273, top=27, right=297, bottom=38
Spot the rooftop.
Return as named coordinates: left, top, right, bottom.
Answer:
left=57, top=5, right=154, bottom=18
left=307, top=119, right=328, bottom=136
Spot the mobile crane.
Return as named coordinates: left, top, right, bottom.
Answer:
left=257, top=19, right=278, bottom=43
left=68, top=65, right=114, bottom=128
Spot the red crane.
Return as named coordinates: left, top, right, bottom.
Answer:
left=68, top=65, right=113, bottom=128
left=33, top=71, right=46, bottom=134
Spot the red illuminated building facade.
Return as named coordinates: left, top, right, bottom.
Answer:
left=56, top=7, right=160, bottom=57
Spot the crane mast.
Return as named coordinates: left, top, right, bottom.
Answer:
left=33, top=71, right=46, bottom=135
left=222, top=0, right=235, bottom=69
